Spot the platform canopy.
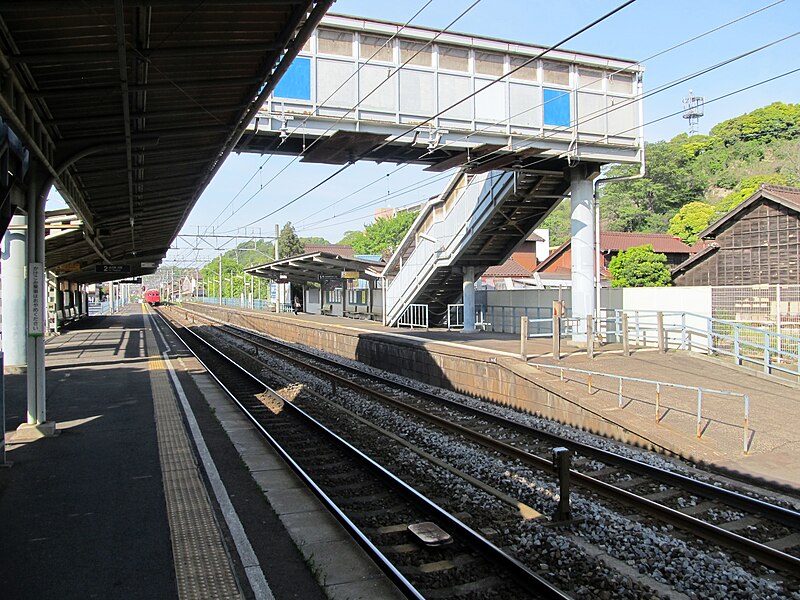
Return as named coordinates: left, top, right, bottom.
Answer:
left=0, top=0, right=331, bottom=284
left=246, top=251, right=384, bottom=285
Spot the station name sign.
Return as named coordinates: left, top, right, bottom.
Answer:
left=95, top=264, right=131, bottom=274
left=28, top=262, right=44, bottom=337
left=341, top=271, right=360, bottom=279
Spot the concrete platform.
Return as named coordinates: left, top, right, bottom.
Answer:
left=1, top=304, right=404, bottom=600
left=189, top=304, right=800, bottom=493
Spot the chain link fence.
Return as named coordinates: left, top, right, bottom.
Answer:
left=711, top=285, right=800, bottom=360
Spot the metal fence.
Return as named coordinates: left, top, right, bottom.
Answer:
left=531, top=309, right=800, bottom=379
left=534, top=363, right=752, bottom=454
left=397, top=304, right=429, bottom=329
left=711, top=285, right=800, bottom=360
left=484, top=305, right=553, bottom=335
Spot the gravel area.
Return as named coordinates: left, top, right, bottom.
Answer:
left=199, top=320, right=800, bottom=599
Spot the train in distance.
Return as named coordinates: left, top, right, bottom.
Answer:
left=144, top=289, right=161, bottom=306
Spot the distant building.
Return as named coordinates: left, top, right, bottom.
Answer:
left=533, top=231, right=697, bottom=287
left=478, top=230, right=550, bottom=290
left=673, top=185, right=800, bottom=286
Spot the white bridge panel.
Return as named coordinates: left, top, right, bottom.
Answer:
left=258, top=15, right=645, bottom=164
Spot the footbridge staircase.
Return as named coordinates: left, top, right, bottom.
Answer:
left=383, top=166, right=570, bottom=326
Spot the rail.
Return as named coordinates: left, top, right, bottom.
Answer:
left=533, top=363, right=752, bottom=454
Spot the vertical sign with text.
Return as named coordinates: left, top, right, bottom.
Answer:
left=28, top=262, right=44, bottom=337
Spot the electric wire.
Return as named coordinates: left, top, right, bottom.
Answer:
left=290, top=0, right=788, bottom=235
left=177, top=1, right=789, bottom=267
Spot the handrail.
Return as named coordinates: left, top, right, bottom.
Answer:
left=525, top=309, right=799, bottom=379
left=384, top=169, right=515, bottom=325
left=533, top=363, right=751, bottom=454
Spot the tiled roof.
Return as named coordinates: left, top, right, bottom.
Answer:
left=483, top=257, right=533, bottom=277
left=695, top=185, right=800, bottom=240
left=761, top=185, right=800, bottom=210
left=600, top=232, right=695, bottom=254
left=303, top=244, right=354, bottom=257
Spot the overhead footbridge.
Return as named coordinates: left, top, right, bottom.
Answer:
left=238, top=14, right=645, bottom=328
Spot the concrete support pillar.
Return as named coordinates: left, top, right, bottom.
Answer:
left=570, top=166, right=596, bottom=344
left=1, top=214, right=28, bottom=368
left=22, top=165, right=55, bottom=437
left=462, top=265, right=476, bottom=333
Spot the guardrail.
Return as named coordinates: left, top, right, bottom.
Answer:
left=523, top=309, right=800, bottom=380
left=446, top=304, right=491, bottom=330
left=397, top=304, right=429, bottom=329
left=534, top=363, right=752, bottom=454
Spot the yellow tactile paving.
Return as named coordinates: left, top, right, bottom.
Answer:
left=144, top=304, right=241, bottom=600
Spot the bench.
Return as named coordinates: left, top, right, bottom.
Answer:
left=345, top=306, right=379, bottom=320
left=57, top=306, right=82, bottom=328
left=320, top=304, right=334, bottom=315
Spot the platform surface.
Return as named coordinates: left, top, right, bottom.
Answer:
left=0, top=305, right=364, bottom=600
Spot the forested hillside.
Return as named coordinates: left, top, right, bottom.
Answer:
left=543, top=102, right=800, bottom=245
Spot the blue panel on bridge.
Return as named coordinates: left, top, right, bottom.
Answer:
left=543, top=88, right=571, bottom=127
left=274, top=57, right=311, bottom=101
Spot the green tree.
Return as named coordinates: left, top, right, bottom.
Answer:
left=601, top=140, right=707, bottom=232
left=608, top=244, right=672, bottom=288
left=667, top=201, right=715, bottom=244
left=278, top=221, right=304, bottom=258
left=301, top=236, right=329, bottom=246
left=338, top=230, right=364, bottom=246
left=710, top=102, right=800, bottom=145
left=714, top=173, right=791, bottom=215
left=349, top=210, right=419, bottom=255
left=540, top=200, right=571, bottom=246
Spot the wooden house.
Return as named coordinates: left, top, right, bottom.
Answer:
left=672, top=186, right=800, bottom=286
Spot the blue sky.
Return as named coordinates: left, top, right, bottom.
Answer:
left=83, top=1, right=800, bottom=266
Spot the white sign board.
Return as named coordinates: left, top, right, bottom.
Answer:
left=28, top=262, right=44, bottom=337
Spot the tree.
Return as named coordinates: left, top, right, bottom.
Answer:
left=667, top=201, right=715, bottom=244
left=608, top=244, right=672, bottom=288
left=348, top=210, right=419, bottom=255
left=338, top=230, right=364, bottom=246
left=714, top=173, right=791, bottom=215
left=301, top=236, right=329, bottom=246
left=710, top=102, right=800, bottom=146
left=278, top=221, right=304, bottom=258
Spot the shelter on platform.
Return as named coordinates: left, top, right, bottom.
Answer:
left=245, top=251, right=384, bottom=319
left=673, top=185, right=800, bottom=286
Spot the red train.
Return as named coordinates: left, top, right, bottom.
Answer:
left=144, top=289, right=161, bottom=306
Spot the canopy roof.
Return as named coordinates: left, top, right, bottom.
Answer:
left=0, top=0, right=329, bottom=284
left=246, top=251, right=384, bottom=284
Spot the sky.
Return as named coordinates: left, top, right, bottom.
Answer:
left=54, top=0, right=800, bottom=268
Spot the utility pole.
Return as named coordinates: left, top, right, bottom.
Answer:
left=218, top=256, right=222, bottom=306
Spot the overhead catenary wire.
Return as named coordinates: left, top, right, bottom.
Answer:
left=299, top=0, right=785, bottom=237
left=208, top=0, right=460, bottom=234
left=294, top=60, right=800, bottom=239
left=180, top=0, right=790, bottom=267
left=290, top=0, right=788, bottom=236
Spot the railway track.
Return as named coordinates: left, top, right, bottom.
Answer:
left=155, top=308, right=571, bottom=600
left=165, top=305, right=800, bottom=580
